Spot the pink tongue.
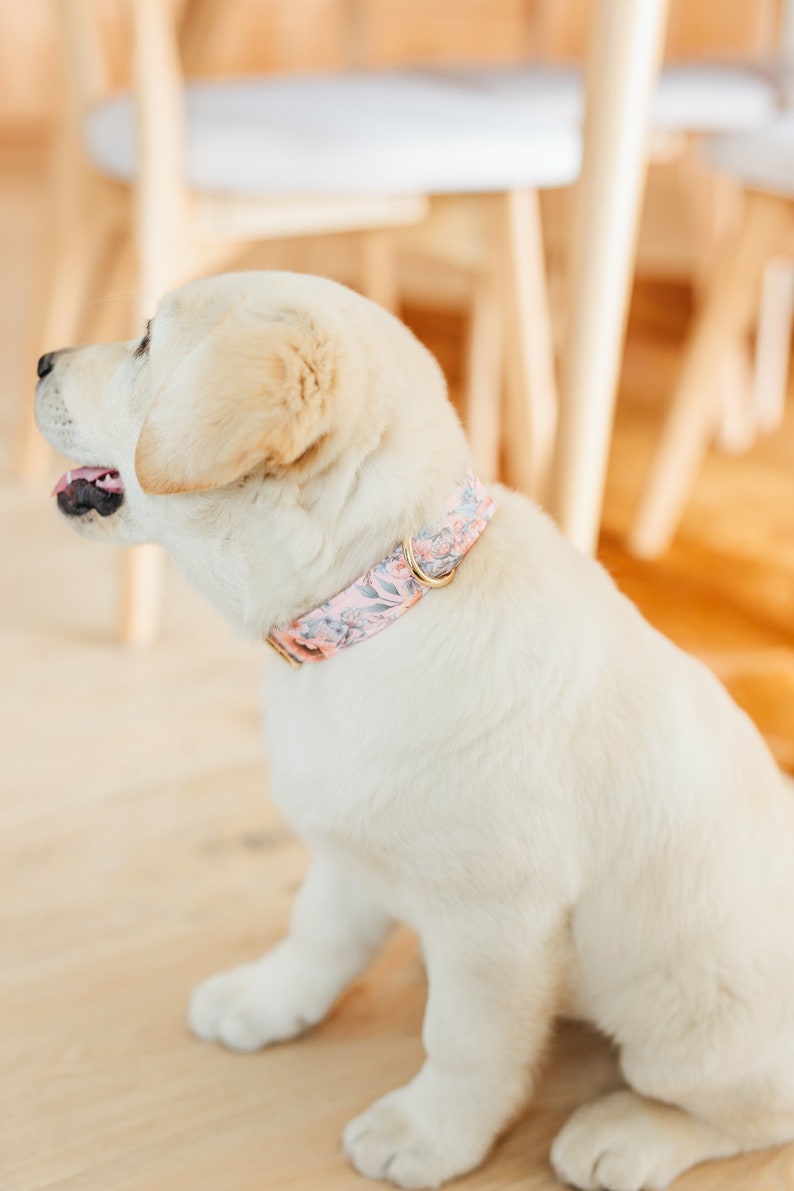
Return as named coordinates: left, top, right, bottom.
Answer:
left=52, top=467, right=123, bottom=496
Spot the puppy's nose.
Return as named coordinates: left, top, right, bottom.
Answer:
left=37, top=351, right=58, bottom=379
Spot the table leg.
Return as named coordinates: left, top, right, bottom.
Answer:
left=550, top=0, right=670, bottom=553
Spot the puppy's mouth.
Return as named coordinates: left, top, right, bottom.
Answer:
left=52, top=467, right=125, bottom=517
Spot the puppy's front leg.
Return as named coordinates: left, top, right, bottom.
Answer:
left=344, top=906, right=564, bottom=1189
left=189, top=848, right=392, bottom=1051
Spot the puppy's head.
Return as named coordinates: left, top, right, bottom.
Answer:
left=37, top=273, right=370, bottom=540
left=35, top=271, right=468, bottom=624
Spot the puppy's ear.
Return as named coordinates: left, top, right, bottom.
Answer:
left=135, top=310, right=334, bottom=495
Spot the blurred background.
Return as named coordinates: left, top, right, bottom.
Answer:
left=3, top=3, right=794, bottom=1189
left=5, top=0, right=791, bottom=752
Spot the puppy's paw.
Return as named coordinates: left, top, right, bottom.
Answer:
left=551, top=1089, right=721, bottom=1191
left=188, top=951, right=324, bottom=1052
left=343, top=1085, right=488, bottom=1189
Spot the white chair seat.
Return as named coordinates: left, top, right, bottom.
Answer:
left=85, top=60, right=782, bottom=200
left=654, top=60, right=782, bottom=130
left=85, top=70, right=582, bottom=197
left=460, top=60, right=782, bottom=132
left=702, top=109, right=794, bottom=197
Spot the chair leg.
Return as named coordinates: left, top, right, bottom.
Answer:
left=65, top=225, right=166, bottom=648
left=119, top=224, right=168, bottom=649
left=677, top=138, right=744, bottom=294
left=753, top=255, right=794, bottom=436
left=17, top=181, right=117, bottom=477
left=82, top=228, right=168, bottom=648
left=715, top=338, right=756, bottom=454
left=629, top=191, right=792, bottom=559
left=463, top=272, right=503, bottom=481
left=119, top=544, right=167, bottom=647
left=550, top=0, right=668, bottom=551
left=490, top=190, right=557, bottom=501
left=81, top=229, right=137, bottom=346
left=359, top=229, right=399, bottom=313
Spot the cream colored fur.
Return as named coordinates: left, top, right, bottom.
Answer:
left=36, top=271, right=794, bottom=1191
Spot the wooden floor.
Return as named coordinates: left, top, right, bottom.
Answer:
left=2, top=146, right=794, bottom=1191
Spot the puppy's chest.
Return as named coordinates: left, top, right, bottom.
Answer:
left=269, top=740, right=387, bottom=841
left=267, top=723, right=440, bottom=855
left=261, top=654, right=567, bottom=897
left=263, top=666, right=440, bottom=839
left=264, top=715, right=554, bottom=923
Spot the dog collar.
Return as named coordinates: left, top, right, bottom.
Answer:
left=266, top=472, right=495, bottom=667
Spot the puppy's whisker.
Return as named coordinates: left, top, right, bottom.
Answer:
left=85, top=290, right=136, bottom=308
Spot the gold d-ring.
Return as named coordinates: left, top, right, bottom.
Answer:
left=265, top=635, right=303, bottom=668
left=402, top=535, right=457, bottom=588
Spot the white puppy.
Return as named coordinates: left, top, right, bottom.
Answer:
left=36, top=271, right=794, bottom=1191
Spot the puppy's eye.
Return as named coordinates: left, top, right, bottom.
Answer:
left=134, top=321, right=152, bottom=359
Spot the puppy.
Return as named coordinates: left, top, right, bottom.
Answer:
left=36, top=271, right=794, bottom=1191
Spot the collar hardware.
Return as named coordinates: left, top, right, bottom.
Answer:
left=265, top=472, right=494, bottom=667
left=401, top=533, right=457, bottom=588
left=265, top=634, right=304, bottom=668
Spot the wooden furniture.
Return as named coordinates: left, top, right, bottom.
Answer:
left=422, top=53, right=784, bottom=544
left=19, top=0, right=426, bottom=642
left=21, top=0, right=582, bottom=644
left=28, top=0, right=782, bottom=629
left=550, top=0, right=794, bottom=557
left=630, top=115, right=794, bottom=558
left=549, top=0, right=671, bottom=554
left=0, top=0, right=785, bottom=134
left=382, top=11, right=782, bottom=561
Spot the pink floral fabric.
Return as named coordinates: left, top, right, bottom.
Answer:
left=268, top=472, right=495, bottom=665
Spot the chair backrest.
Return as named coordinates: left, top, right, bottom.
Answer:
left=54, top=0, right=189, bottom=303
left=54, top=0, right=194, bottom=119
left=128, top=0, right=187, bottom=276
left=52, top=0, right=113, bottom=177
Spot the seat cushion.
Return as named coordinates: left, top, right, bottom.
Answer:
left=701, top=109, right=794, bottom=196
left=656, top=60, right=782, bottom=130
left=460, top=60, right=781, bottom=132
left=84, top=69, right=582, bottom=197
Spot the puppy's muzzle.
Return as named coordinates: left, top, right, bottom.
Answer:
left=57, top=478, right=124, bottom=518
left=38, top=348, right=127, bottom=519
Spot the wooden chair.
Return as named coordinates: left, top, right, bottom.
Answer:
left=627, top=0, right=794, bottom=558
left=21, top=0, right=582, bottom=643
left=629, top=111, right=794, bottom=558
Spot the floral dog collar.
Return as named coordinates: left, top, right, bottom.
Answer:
left=266, top=472, right=495, bottom=667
